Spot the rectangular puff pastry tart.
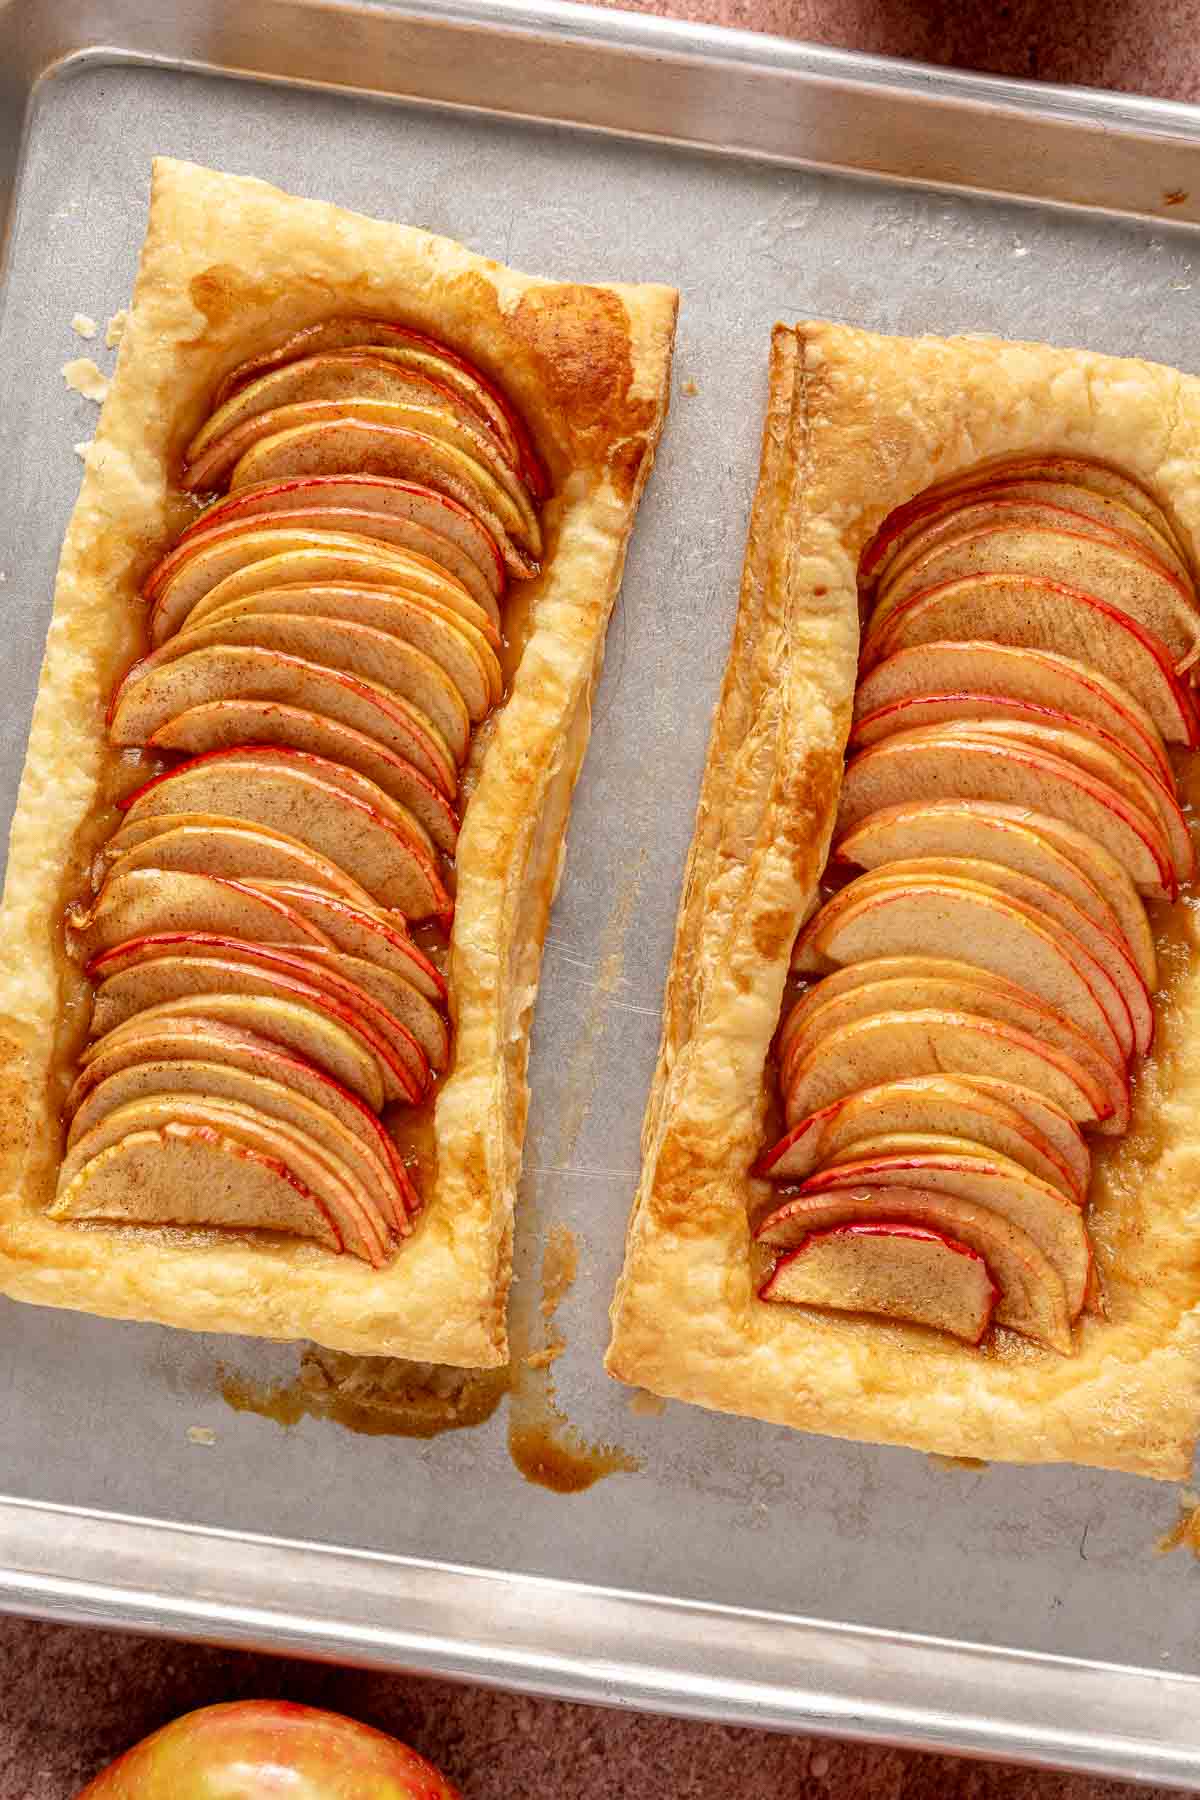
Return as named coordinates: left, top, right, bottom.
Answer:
left=608, top=320, right=1200, bottom=1479
left=0, top=158, right=676, bottom=1366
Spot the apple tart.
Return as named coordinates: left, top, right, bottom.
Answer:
left=0, top=158, right=676, bottom=1364
left=608, top=321, right=1200, bottom=1476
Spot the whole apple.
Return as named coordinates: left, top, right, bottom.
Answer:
left=75, top=1699, right=461, bottom=1799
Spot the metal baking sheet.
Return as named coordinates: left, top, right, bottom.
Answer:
left=4, top=0, right=1200, bottom=1782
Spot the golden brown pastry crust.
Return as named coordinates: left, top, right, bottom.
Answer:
left=0, top=158, right=676, bottom=1366
left=607, top=319, right=1200, bottom=1478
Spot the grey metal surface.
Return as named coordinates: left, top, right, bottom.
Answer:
left=2, top=0, right=1200, bottom=1780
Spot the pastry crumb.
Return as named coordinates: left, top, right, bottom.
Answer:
left=62, top=358, right=109, bottom=403
left=627, top=1389, right=666, bottom=1418
left=186, top=1425, right=216, bottom=1446
left=682, top=378, right=699, bottom=396
left=525, top=1339, right=565, bottom=1371
left=71, top=313, right=98, bottom=339
left=73, top=440, right=92, bottom=461
left=106, top=309, right=128, bottom=349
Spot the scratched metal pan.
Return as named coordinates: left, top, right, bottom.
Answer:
left=4, top=0, right=1200, bottom=1781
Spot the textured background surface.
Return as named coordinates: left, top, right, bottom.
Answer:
left=2, top=1, right=1198, bottom=1795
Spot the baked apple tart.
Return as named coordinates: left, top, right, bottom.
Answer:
left=0, top=159, right=676, bottom=1364
left=608, top=322, right=1200, bottom=1476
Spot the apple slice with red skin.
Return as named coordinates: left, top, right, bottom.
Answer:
left=755, top=1184, right=1072, bottom=1351
left=66, top=1061, right=407, bottom=1237
left=872, top=527, right=1200, bottom=671
left=200, top=584, right=502, bottom=716
left=229, top=419, right=539, bottom=579
left=109, top=646, right=458, bottom=797
left=756, top=1075, right=1087, bottom=1196
left=833, top=801, right=1156, bottom=989
left=184, top=477, right=505, bottom=600
left=147, top=701, right=459, bottom=853
left=69, top=1014, right=417, bottom=1214
left=119, top=756, right=451, bottom=918
left=211, top=318, right=547, bottom=500
left=70, top=868, right=334, bottom=960
left=778, top=965, right=1127, bottom=1130
left=793, top=1152, right=1090, bottom=1317
left=50, top=1123, right=344, bottom=1251
left=84, top=995, right=387, bottom=1110
left=87, top=938, right=431, bottom=1102
left=861, top=481, right=1189, bottom=589
left=245, top=883, right=444, bottom=1003
left=916, top=454, right=1187, bottom=559
left=760, top=1221, right=999, bottom=1344
left=57, top=1095, right=389, bottom=1265
left=171, top=504, right=501, bottom=619
left=932, top=718, right=1193, bottom=886
left=187, top=353, right=519, bottom=485
left=820, top=858, right=1153, bottom=1055
left=792, top=877, right=1131, bottom=1067
left=860, top=574, right=1198, bottom=746
left=284, top=946, right=449, bottom=1071
left=836, top=730, right=1175, bottom=897
left=101, top=815, right=383, bottom=912
left=784, top=1009, right=1110, bottom=1132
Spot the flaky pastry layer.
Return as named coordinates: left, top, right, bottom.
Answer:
left=607, top=320, right=1200, bottom=1478
left=0, top=158, right=676, bottom=1365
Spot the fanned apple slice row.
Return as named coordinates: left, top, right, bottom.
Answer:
left=860, top=481, right=1190, bottom=589
left=833, top=801, right=1156, bottom=988
left=861, top=574, right=1198, bottom=745
left=792, top=879, right=1131, bottom=1068
left=201, top=584, right=502, bottom=716
left=873, top=527, right=1200, bottom=670
left=836, top=731, right=1175, bottom=897
left=210, top=320, right=547, bottom=499
left=58, top=1097, right=389, bottom=1265
left=755, top=1074, right=1088, bottom=1197
left=110, top=646, right=458, bottom=797
left=815, top=1130, right=1085, bottom=1207
left=148, top=530, right=495, bottom=648
left=66, top=1057, right=409, bottom=1237
left=119, top=756, right=450, bottom=919
left=89, top=954, right=424, bottom=1107
left=784, top=1011, right=1110, bottom=1131
left=244, top=883, right=444, bottom=1003
left=919, top=454, right=1189, bottom=560
left=185, top=478, right=506, bottom=601
left=755, top=1185, right=1072, bottom=1351
left=84, top=996, right=388, bottom=1111
left=284, top=947, right=448, bottom=1070
left=147, top=701, right=459, bottom=853
left=229, top=420, right=539, bottom=579
left=50, top=1124, right=344, bottom=1251
left=760, top=1221, right=1000, bottom=1344
left=70, top=868, right=334, bottom=960
left=70, top=1014, right=417, bottom=1212
left=101, top=816, right=381, bottom=912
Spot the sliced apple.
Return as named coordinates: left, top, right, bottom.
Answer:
left=119, top=757, right=451, bottom=919
left=57, top=1096, right=388, bottom=1265
left=760, top=1221, right=999, bottom=1344
left=821, top=1129, right=1080, bottom=1201
left=860, top=574, right=1198, bottom=745
left=200, top=584, right=502, bottom=716
left=755, top=1184, right=1071, bottom=1351
left=873, top=526, right=1200, bottom=670
left=50, top=1124, right=344, bottom=1251
left=146, top=701, right=459, bottom=853
left=109, top=646, right=458, bottom=797
left=100, top=816, right=380, bottom=913
left=861, top=481, right=1189, bottom=589
left=183, top=476, right=505, bottom=599
left=69, top=868, right=334, bottom=959
left=228, top=419, right=539, bottom=578
left=284, top=947, right=448, bottom=1070
left=243, top=883, right=445, bottom=1003
left=833, top=800, right=1156, bottom=988
left=783, top=1010, right=1109, bottom=1130
left=66, top=1057, right=409, bottom=1236
left=210, top=319, right=547, bottom=499
left=778, top=962, right=1127, bottom=1129
left=792, top=878, right=1130, bottom=1067
left=87, top=938, right=430, bottom=1101
left=836, top=730, right=1175, bottom=897
left=70, top=1013, right=416, bottom=1211
left=919, top=455, right=1187, bottom=559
